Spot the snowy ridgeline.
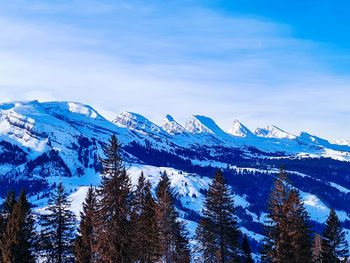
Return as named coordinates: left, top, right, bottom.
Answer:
left=31, top=163, right=350, bottom=248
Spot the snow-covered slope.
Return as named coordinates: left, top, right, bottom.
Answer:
left=113, top=111, right=163, bottom=134
left=254, top=125, right=296, bottom=139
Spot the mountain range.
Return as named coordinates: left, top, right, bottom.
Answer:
left=1, top=100, right=350, bottom=253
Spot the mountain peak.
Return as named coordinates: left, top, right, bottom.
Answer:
left=254, top=125, right=296, bottom=139
left=41, top=101, right=101, bottom=120
left=185, top=115, right=225, bottom=135
left=161, top=114, right=186, bottom=135
left=165, top=114, right=175, bottom=122
left=334, top=139, right=350, bottom=146
left=227, top=119, right=252, bottom=137
left=113, top=111, right=161, bottom=133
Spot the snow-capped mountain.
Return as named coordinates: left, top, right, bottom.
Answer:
left=113, top=111, right=163, bottom=134
left=1, top=100, right=350, bottom=251
left=227, top=119, right=253, bottom=137
left=185, top=115, right=218, bottom=134
left=161, top=115, right=187, bottom=135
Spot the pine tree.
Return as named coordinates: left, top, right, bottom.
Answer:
left=242, top=235, right=254, bottom=263
left=195, top=170, right=240, bottom=263
left=261, top=168, right=312, bottom=263
left=156, top=171, right=190, bottom=263
left=322, top=209, right=349, bottom=262
left=173, top=220, right=191, bottom=263
left=95, top=134, right=132, bottom=263
left=0, top=190, right=17, bottom=262
left=0, top=212, right=4, bottom=240
left=285, top=189, right=312, bottom=262
left=75, top=186, right=98, bottom=263
left=1, top=192, right=19, bottom=262
left=194, top=217, right=216, bottom=263
left=130, top=172, right=161, bottom=263
left=261, top=169, right=290, bottom=263
left=0, top=195, right=12, bottom=263
left=312, top=234, right=323, bottom=263
left=39, top=183, right=77, bottom=263
left=0, top=191, right=36, bottom=263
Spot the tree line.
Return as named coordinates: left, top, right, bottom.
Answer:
left=0, top=134, right=349, bottom=262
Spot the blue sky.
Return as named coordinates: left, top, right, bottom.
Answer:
left=0, top=0, right=349, bottom=140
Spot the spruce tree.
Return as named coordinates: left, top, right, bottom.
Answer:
left=39, top=183, right=77, bottom=263
left=75, top=186, right=98, bottom=263
left=130, top=172, right=161, bottom=263
left=322, top=209, right=349, bottom=262
left=242, top=235, right=254, bottom=263
left=261, top=169, right=290, bottom=263
left=0, top=212, right=4, bottom=241
left=156, top=171, right=190, bottom=263
left=194, top=217, right=216, bottom=263
left=95, top=134, right=132, bottom=263
left=1, top=192, right=19, bottom=261
left=0, top=190, right=17, bottom=262
left=285, top=189, right=312, bottom=262
left=195, top=170, right=240, bottom=263
left=261, top=168, right=312, bottom=263
left=0, top=191, right=36, bottom=263
left=0, top=195, right=11, bottom=263
left=312, top=234, right=323, bottom=263
left=174, top=220, right=191, bottom=263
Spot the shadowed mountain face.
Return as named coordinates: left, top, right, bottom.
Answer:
left=1, top=100, right=350, bottom=250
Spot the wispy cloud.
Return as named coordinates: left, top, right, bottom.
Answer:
left=0, top=0, right=349, bottom=140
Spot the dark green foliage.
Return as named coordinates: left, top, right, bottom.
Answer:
left=322, top=209, right=349, bottom=262
left=130, top=172, right=161, bottom=263
left=39, top=183, right=77, bottom=263
left=242, top=235, right=254, bottom=263
left=195, top=170, right=240, bottom=263
left=0, top=191, right=36, bottom=263
left=156, top=171, right=191, bottom=263
left=95, top=134, right=132, bottom=263
left=261, top=168, right=312, bottom=263
left=75, top=186, right=98, bottom=263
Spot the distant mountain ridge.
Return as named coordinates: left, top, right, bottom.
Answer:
left=1, top=100, right=348, bottom=161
